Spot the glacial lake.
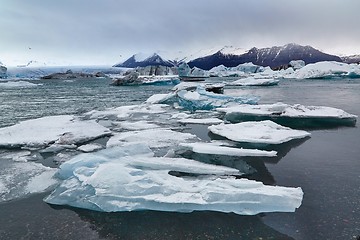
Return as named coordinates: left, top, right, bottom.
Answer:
left=0, top=77, right=359, bottom=240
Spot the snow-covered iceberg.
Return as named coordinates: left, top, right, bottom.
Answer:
left=0, top=115, right=111, bottom=148
left=208, top=121, right=310, bottom=144
left=44, top=145, right=303, bottom=215
left=217, top=102, right=357, bottom=128
left=0, top=61, right=7, bottom=78
left=289, top=61, right=360, bottom=79
left=228, top=77, right=279, bottom=86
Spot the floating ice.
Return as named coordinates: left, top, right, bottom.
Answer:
left=208, top=121, right=310, bottom=144
left=0, top=80, right=43, bottom=88
left=289, top=61, right=360, bottom=79
left=178, top=118, right=224, bottom=125
left=115, top=120, right=160, bottom=131
left=107, top=128, right=198, bottom=148
left=0, top=160, right=57, bottom=202
left=228, top=77, right=279, bottom=86
left=0, top=115, right=111, bottom=148
left=218, top=102, right=357, bottom=127
left=44, top=146, right=303, bottom=215
left=179, top=142, right=277, bottom=157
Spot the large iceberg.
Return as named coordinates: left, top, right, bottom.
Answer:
left=217, top=102, right=357, bottom=128
left=44, top=145, right=303, bottom=215
left=0, top=115, right=111, bottom=148
left=208, top=121, right=311, bottom=144
left=289, top=61, right=360, bottom=79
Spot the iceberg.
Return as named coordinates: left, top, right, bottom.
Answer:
left=0, top=115, right=111, bottom=148
left=77, top=143, right=103, bottom=153
left=179, top=142, right=277, bottom=157
left=217, top=102, right=357, bottom=128
left=0, top=62, right=7, bottom=78
left=289, top=61, right=360, bottom=79
left=176, top=86, right=258, bottom=112
left=208, top=121, right=310, bottom=144
left=228, top=77, right=279, bottom=86
left=44, top=146, right=303, bottom=215
left=0, top=159, right=57, bottom=202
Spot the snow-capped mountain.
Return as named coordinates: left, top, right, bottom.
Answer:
left=188, top=43, right=342, bottom=70
left=341, top=55, right=360, bottom=64
left=113, top=53, right=174, bottom=68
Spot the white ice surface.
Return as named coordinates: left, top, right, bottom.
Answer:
left=107, top=128, right=198, bottom=148
left=0, top=115, right=111, bottom=148
left=208, top=121, right=310, bottom=144
left=179, top=142, right=277, bottom=157
left=217, top=102, right=357, bottom=120
left=44, top=145, right=303, bottom=214
left=115, top=120, right=160, bottom=131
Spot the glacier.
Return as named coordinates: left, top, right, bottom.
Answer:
left=44, top=145, right=303, bottom=215
left=208, top=120, right=311, bottom=144
left=217, top=102, right=358, bottom=128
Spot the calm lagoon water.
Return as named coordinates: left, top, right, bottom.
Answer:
left=0, top=77, right=359, bottom=239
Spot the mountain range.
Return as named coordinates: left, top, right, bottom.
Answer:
left=114, top=43, right=358, bottom=70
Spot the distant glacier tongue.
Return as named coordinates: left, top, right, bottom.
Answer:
left=44, top=144, right=303, bottom=215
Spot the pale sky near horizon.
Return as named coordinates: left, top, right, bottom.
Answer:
left=0, top=0, right=359, bottom=66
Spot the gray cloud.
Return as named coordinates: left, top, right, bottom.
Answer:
left=1, top=0, right=359, bottom=65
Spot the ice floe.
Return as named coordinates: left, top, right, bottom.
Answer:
left=178, top=118, right=224, bottom=125
left=179, top=142, right=277, bottom=157
left=208, top=121, right=311, bottom=144
left=218, top=102, right=357, bottom=127
left=228, top=77, right=280, bottom=86
left=0, top=115, right=111, bottom=148
left=0, top=160, right=57, bottom=202
left=114, top=120, right=160, bottom=131
left=77, top=143, right=104, bottom=153
left=107, top=128, right=198, bottom=149
left=44, top=145, right=303, bottom=215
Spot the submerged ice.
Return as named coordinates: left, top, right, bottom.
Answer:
left=44, top=145, right=303, bottom=215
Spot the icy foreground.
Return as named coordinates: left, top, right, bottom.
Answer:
left=209, top=121, right=311, bottom=144
left=218, top=102, right=357, bottom=127
left=0, top=115, right=111, bottom=148
left=44, top=145, right=303, bottom=214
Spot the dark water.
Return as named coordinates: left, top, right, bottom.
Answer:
left=0, top=78, right=359, bottom=239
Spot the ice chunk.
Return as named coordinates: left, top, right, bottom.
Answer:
left=107, top=128, right=198, bottom=148
left=77, top=143, right=103, bottom=153
left=44, top=146, right=303, bottom=214
left=0, top=160, right=57, bottom=202
left=0, top=80, right=43, bottom=88
left=178, top=118, right=223, bottom=125
left=228, top=77, right=279, bottom=86
left=289, top=60, right=305, bottom=70
left=145, top=93, right=177, bottom=104
left=208, top=121, right=310, bottom=144
left=218, top=102, right=357, bottom=128
left=179, top=142, right=277, bottom=157
left=0, top=115, right=111, bottom=148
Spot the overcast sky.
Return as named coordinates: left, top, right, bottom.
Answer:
left=1, top=0, right=359, bottom=66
